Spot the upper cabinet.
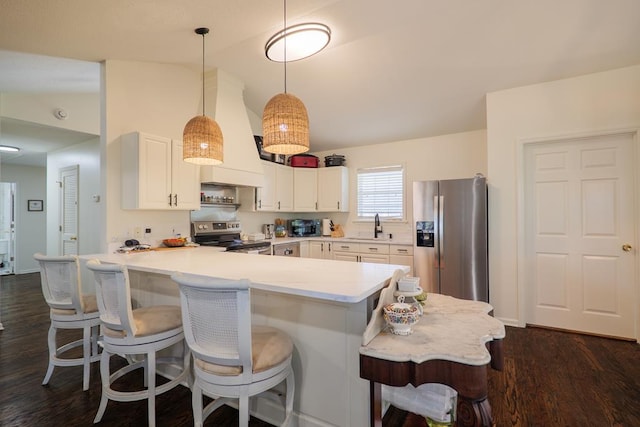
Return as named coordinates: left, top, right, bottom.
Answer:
left=317, top=166, right=349, bottom=212
left=245, top=163, right=348, bottom=213
left=293, top=168, right=318, bottom=212
left=121, top=132, right=200, bottom=210
left=256, top=161, right=293, bottom=211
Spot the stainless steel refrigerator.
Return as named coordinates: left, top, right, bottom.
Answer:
left=413, top=175, right=488, bottom=302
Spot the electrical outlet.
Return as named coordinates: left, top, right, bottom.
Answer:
left=145, top=227, right=152, bottom=234
left=134, top=227, right=142, bottom=238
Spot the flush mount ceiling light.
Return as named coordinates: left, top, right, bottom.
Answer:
left=0, top=145, right=20, bottom=152
left=262, top=0, right=310, bottom=155
left=183, top=27, right=224, bottom=165
left=265, top=22, right=331, bottom=62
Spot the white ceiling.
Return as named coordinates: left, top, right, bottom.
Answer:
left=1, top=0, right=639, bottom=166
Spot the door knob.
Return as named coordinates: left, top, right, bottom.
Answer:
left=622, top=244, right=632, bottom=252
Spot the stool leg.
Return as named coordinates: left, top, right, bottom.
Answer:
left=239, top=394, right=249, bottom=427
left=147, top=351, right=156, bottom=427
left=83, top=324, right=91, bottom=391
left=42, top=323, right=56, bottom=385
left=94, top=350, right=110, bottom=423
left=192, top=381, right=204, bottom=427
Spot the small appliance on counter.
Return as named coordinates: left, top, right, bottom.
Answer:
left=287, top=219, right=321, bottom=237
left=263, top=224, right=274, bottom=239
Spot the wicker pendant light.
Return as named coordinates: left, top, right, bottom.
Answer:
left=183, top=27, right=224, bottom=165
left=262, top=0, right=310, bottom=155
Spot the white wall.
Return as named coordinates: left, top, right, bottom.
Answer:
left=101, top=60, right=201, bottom=250
left=1, top=93, right=99, bottom=134
left=311, top=130, right=487, bottom=240
left=487, top=64, right=640, bottom=325
left=46, top=137, right=102, bottom=256
left=0, top=164, right=46, bottom=273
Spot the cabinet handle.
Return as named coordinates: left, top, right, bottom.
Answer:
left=398, top=249, right=407, bottom=253
left=340, top=245, right=349, bottom=249
left=368, top=247, right=378, bottom=251
left=337, top=201, right=340, bottom=210
left=328, top=242, right=331, bottom=251
left=258, top=199, right=262, bottom=209
left=315, top=202, right=318, bottom=210
left=168, top=194, right=173, bottom=206
left=278, top=201, right=281, bottom=210
left=174, top=194, right=178, bottom=206
left=321, top=243, right=324, bottom=252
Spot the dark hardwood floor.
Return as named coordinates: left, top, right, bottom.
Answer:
left=1, top=272, right=639, bottom=426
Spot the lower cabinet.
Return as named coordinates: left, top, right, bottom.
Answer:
left=309, top=241, right=333, bottom=259
left=332, top=242, right=390, bottom=264
left=306, top=240, right=413, bottom=271
left=389, top=245, right=414, bottom=275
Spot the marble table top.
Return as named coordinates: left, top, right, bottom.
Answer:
left=360, top=293, right=506, bottom=366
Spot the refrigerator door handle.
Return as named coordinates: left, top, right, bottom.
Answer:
left=433, top=195, right=440, bottom=268
left=438, top=195, right=444, bottom=269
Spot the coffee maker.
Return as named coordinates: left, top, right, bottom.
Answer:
left=263, top=224, right=274, bottom=239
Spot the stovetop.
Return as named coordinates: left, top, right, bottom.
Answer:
left=191, top=221, right=270, bottom=251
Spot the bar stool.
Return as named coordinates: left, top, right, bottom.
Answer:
left=86, top=259, right=189, bottom=427
left=172, top=272, right=295, bottom=427
left=34, top=253, right=101, bottom=391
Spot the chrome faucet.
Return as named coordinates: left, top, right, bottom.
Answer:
left=374, top=213, right=382, bottom=238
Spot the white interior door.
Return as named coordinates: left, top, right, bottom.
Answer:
left=60, top=165, right=79, bottom=255
left=524, top=132, right=636, bottom=339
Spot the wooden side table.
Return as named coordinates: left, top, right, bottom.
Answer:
left=360, top=293, right=505, bottom=427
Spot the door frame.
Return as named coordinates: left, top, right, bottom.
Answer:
left=515, top=127, right=640, bottom=341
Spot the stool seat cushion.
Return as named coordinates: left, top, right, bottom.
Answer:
left=103, top=305, right=182, bottom=338
left=196, top=325, right=293, bottom=376
left=51, top=294, right=98, bottom=316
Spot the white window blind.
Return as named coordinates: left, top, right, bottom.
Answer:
left=357, top=165, right=404, bottom=219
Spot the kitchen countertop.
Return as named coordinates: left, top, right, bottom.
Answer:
left=79, top=247, right=409, bottom=304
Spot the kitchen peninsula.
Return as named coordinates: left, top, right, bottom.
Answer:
left=79, top=247, right=409, bottom=427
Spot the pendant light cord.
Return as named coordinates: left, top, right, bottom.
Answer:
left=202, top=31, right=206, bottom=116
left=283, top=0, right=287, bottom=94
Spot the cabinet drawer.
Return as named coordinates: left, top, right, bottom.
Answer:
left=358, top=243, right=390, bottom=254
left=332, top=242, right=359, bottom=253
left=389, top=245, right=413, bottom=256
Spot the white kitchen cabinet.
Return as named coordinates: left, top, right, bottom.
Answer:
left=389, top=245, right=414, bottom=275
left=256, top=161, right=293, bottom=211
left=317, top=167, right=349, bottom=212
left=121, top=132, right=200, bottom=210
left=293, top=168, right=318, bottom=211
left=308, top=240, right=333, bottom=259
left=332, top=241, right=390, bottom=264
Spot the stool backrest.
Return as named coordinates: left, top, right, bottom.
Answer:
left=86, top=259, right=137, bottom=338
left=172, top=273, right=253, bottom=381
left=34, top=253, right=84, bottom=313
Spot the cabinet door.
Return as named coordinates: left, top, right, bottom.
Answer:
left=333, top=252, right=359, bottom=262
left=171, top=139, right=201, bottom=209
left=121, top=132, right=172, bottom=209
left=317, top=167, right=349, bottom=212
left=256, top=161, right=276, bottom=211
left=360, top=253, right=390, bottom=264
left=389, top=255, right=413, bottom=275
left=276, top=165, right=294, bottom=211
left=309, top=241, right=324, bottom=259
left=294, top=168, right=318, bottom=211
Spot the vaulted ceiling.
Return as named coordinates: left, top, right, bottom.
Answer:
left=1, top=0, right=639, bottom=166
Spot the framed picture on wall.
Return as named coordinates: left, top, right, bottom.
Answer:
left=28, top=199, right=43, bottom=211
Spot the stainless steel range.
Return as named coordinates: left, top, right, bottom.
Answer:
left=191, top=221, right=271, bottom=254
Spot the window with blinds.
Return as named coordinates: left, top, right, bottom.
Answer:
left=356, top=165, right=404, bottom=219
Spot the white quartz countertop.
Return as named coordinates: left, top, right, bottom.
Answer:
left=79, top=247, right=408, bottom=303
left=360, top=293, right=506, bottom=366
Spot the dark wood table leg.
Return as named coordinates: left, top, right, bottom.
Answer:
left=456, top=395, right=493, bottom=427
left=370, top=381, right=382, bottom=427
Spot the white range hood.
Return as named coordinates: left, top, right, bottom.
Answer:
left=200, top=69, right=264, bottom=187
